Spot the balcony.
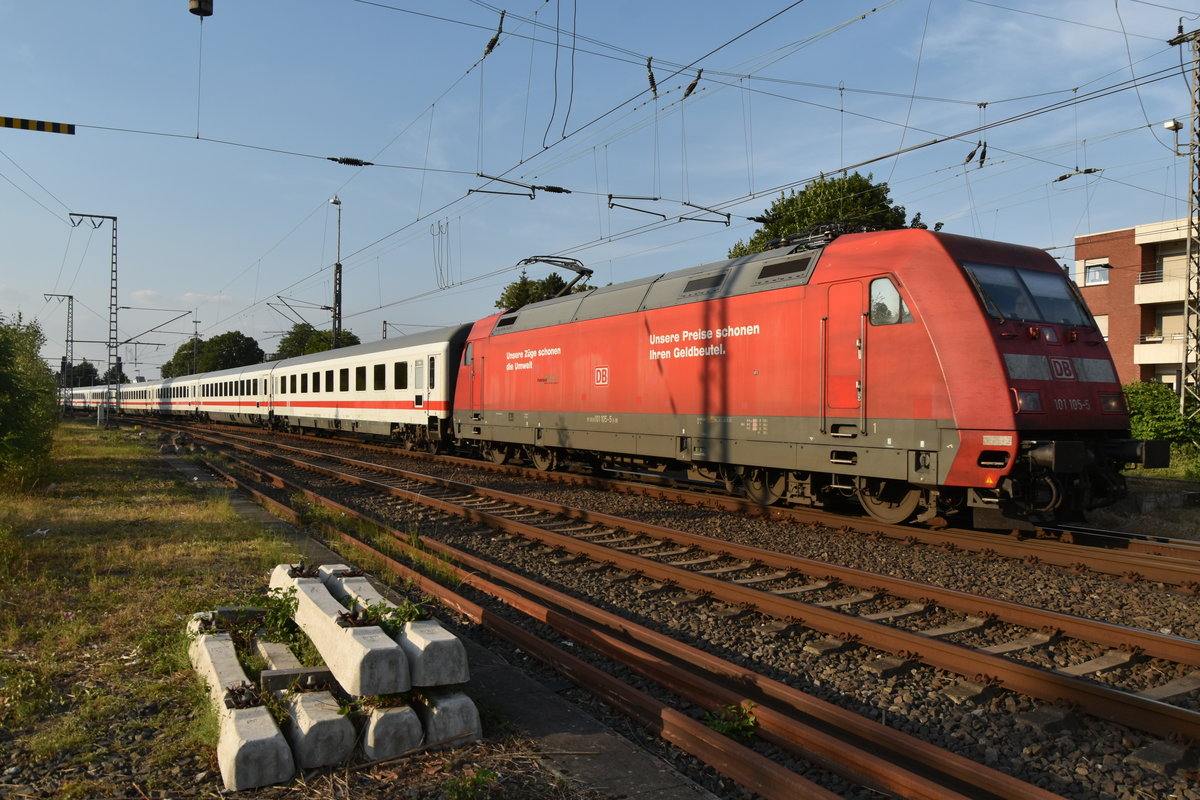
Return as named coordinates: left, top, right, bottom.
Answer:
left=1134, top=269, right=1186, bottom=305
left=1133, top=333, right=1184, bottom=366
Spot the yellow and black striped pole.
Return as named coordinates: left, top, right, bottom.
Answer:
left=1, top=116, right=75, bottom=135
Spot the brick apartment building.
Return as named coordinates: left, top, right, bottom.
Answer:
left=1074, top=217, right=1191, bottom=388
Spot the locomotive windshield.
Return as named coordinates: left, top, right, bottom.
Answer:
left=961, top=261, right=1093, bottom=326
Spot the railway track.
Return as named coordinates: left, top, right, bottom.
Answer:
left=146, top=420, right=1200, bottom=798
left=164, top=420, right=1200, bottom=590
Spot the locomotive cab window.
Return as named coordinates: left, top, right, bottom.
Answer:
left=962, top=261, right=1092, bottom=326
left=869, top=278, right=913, bottom=326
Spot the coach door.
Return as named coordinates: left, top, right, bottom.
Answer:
left=823, top=281, right=865, bottom=433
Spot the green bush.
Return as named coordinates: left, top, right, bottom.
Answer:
left=0, top=314, right=59, bottom=487
left=1122, top=381, right=1200, bottom=445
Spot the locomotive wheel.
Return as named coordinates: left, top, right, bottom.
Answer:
left=529, top=447, right=558, bottom=472
left=742, top=467, right=785, bottom=505
left=855, top=477, right=921, bottom=524
left=482, top=444, right=509, bottom=465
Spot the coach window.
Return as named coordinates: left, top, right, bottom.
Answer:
left=339, top=368, right=349, bottom=392
left=355, top=366, right=367, bottom=391
left=290, top=374, right=297, bottom=394
left=414, top=359, right=424, bottom=391
left=279, top=377, right=286, bottom=395
left=374, top=364, right=386, bottom=391
left=429, top=356, right=436, bottom=390
left=312, top=372, right=320, bottom=393
left=394, top=361, right=408, bottom=390
left=301, top=373, right=308, bottom=393
left=325, top=370, right=333, bottom=391
left=253, top=379, right=258, bottom=395
left=869, top=278, right=913, bottom=326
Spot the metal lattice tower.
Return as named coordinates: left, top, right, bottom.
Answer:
left=43, top=293, right=73, bottom=408
left=69, top=214, right=118, bottom=417
left=1171, top=28, right=1200, bottom=418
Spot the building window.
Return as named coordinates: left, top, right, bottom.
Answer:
left=1093, top=314, right=1108, bottom=341
left=1084, top=262, right=1109, bottom=286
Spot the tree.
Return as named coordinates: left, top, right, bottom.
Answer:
left=60, top=359, right=99, bottom=387
left=495, top=270, right=591, bottom=312
left=160, top=339, right=202, bottom=379
left=728, top=171, right=942, bottom=258
left=196, top=331, right=264, bottom=373
left=0, top=314, right=58, bottom=487
left=272, top=323, right=360, bottom=360
left=101, top=363, right=130, bottom=385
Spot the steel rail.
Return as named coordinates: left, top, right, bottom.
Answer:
left=188, top=429, right=1200, bottom=741
left=200, top=455, right=1063, bottom=800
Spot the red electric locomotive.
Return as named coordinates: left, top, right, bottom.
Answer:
left=453, top=228, right=1166, bottom=527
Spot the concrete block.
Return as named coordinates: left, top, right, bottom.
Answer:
left=361, top=705, right=424, bottom=761
left=280, top=691, right=355, bottom=769
left=402, top=620, right=470, bottom=687
left=317, top=563, right=469, bottom=687
left=414, top=690, right=482, bottom=749
left=255, top=639, right=355, bottom=769
left=269, top=564, right=409, bottom=696
left=187, top=614, right=294, bottom=791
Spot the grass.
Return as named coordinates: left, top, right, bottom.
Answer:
left=0, top=420, right=603, bottom=800
left=0, top=421, right=298, bottom=794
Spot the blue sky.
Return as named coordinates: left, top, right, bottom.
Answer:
left=2, top=0, right=1194, bottom=378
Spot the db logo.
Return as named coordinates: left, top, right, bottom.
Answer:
left=1049, top=357, right=1076, bottom=380
left=594, top=366, right=610, bottom=386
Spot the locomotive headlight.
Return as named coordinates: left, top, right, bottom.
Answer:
left=1014, top=390, right=1043, bottom=412
left=1099, top=393, right=1126, bottom=413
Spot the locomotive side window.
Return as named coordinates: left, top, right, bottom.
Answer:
left=962, top=261, right=1092, bottom=326
left=869, top=278, right=913, bottom=325
left=395, top=361, right=408, bottom=389
left=463, top=343, right=472, bottom=366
